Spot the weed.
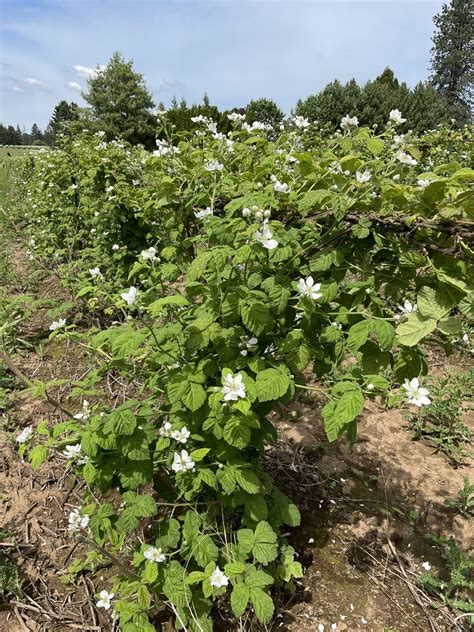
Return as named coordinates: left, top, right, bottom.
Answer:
left=406, top=369, right=473, bottom=465
left=444, top=477, right=474, bottom=518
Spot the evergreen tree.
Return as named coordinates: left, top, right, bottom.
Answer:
left=430, top=0, right=473, bottom=122
left=407, top=82, right=452, bottom=132
left=245, top=98, right=284, bottom=128
left=49, top=100, right=80, bottom=141
left=30, top=123, right=43, bottom=143
left=83, top=51, right=156, bottom=148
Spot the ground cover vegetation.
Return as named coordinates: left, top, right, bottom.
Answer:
left=1, top=99, right=473, bottom=631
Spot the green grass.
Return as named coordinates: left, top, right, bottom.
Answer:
left=0, top=145, right=44, bottom=157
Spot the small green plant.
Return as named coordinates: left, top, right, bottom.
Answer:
left=406, top=370, right=473, bottom=465
left=444, top=477, right=474, bottom=517
left=420, top=535, right=474, bottom=622
left=0, top=530, right=23, bottom=601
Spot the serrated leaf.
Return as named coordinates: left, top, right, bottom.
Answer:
left=298, top=189, right=331, bottom=215
left=181, top=381, right=206, bottom=411
left=223, top=417, right=251, bottom=448
left=335, top=389, right=365, bottom=424
left=417, top=286, right=452, bottom=320
left=250, top=588, right=275, bottom=624
left=241, top=300, right=273, bottom=335
left=231, top=583, right=250, bottom=618
left=29, top=445, right=48, bottom=470
left=396, top=313, right=437, bottom=346
left=234, top=469, right=261, bottom=494
left=252, top=521, right=278, bottom=565
left=256, top=368, right=291, bottom=402
left=103, top=408, right=137, bottom=436
left=437, top=316, right=462, bottom=335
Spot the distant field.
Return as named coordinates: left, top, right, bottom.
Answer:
left=0, top=145, right=47, bottom=157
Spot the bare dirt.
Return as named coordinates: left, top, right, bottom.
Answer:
left=1, top=245, right=472, bottom=631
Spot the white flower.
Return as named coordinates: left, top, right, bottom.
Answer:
left=96, top=589, right=114, bottom=610
left=171, top=426, right=190, bottom=444
left=222, top=373, right=246, bottom=401
left=144, top=546, right=166, bottom=563
left=171, top=449, right=195, bottom=473
left=68, top=508, right=89, bottom=532
left=393, top=174, right=401, bottom=182
left=356, top=170, right=372, bottom=184
left=140, top=247, right=159, bottom=262
left=210, top=566, right=229, bottom=588
left=204, top=160, right=223, bottom=172
left=112, top=243, right=120, bottom=251
left=421, top=561, right=432, bottom=571
left=402, top=377, right=431, bottom=407
left=153, top=139, right=180, bottom=157
left=367, top=383, right=375, bottom=391
left=16, top=426, right=33, bottom=444
left=63, top=444, right=82, bottom=459
left=289, top=114, right=310, bottom=129
left=254, top=221, right=278, bottom=250
left=398, top=299, right=417, bottom=314
left=389, top=109, right=406, bottom=125
left=159, top=421, right=172, bottom=437
left=195, top=207, right=213, bottom=219
left=242, top=207, right=251, bottom=217
left=417, top=179, right=430, bottom=188
left=297, top=276, right=322, bottom=300
left=396, top=150, right=417, bottom=166
left=89, top=267, right=102, bottom=278
left=227, top=112, right=246, bottom=122
left=121, top=286, right=138, bottom=305
left=49, top=318, right=66, bottom=331
left=273, top=179, right=290, bottom=193
left=73, top=400, right=90, bottom=420
left=462, top=333, right=469, bottom=343
left=340, top=114, right=359, bottom=130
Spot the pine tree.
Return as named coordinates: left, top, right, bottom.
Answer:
left=430, top=0, right=473, bottom=123
left=49, top=100, right=80, bottom=141
left=83, top=51, right=156, bottom=147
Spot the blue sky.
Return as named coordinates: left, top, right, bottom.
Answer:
left=1, top=0, right=444, bottom=130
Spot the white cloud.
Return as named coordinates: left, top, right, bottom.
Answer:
left=24, top=77, right=44, bottom=86
left=13, top=86, right=24, bottom=92
left=73, top=64, right=104, bottom=79
left=67, top=81, right=82, bottom=92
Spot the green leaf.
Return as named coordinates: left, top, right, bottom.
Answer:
left=29, top=445, right=48, bottom=470
left=256, top=368, right=291, bottom=402
left=246, top=495, right=268, bottom=521
left=459, top=292, right=474, bottom=321
left=241, top=300, right=273, bottom=335
left=298, top=189, right=331, bottom=215
left=231, top=584, right=249, bottom=618
left=396, top=313, right=437, bottom=347
left=245, top=569, right=274, bottom=588
left=192, top=535, right=218, bottom=568
left=182, top=382, right=207, bottom=412
left=417, top=286, right=452, bottom=320
left=367, top=137, right=384, bottom=156
left=234, top=469, right=261, bottom=494
left=250, top=588, right=275, bottom=624
left=103, top=408, right=137, bottom=436
left=335, top=389, right=364, bottom=424
left=437, top=316, right=462, bottom=335
left=252, top=521, right=278, bottom=565
left=223, top=418, right=251, bottom=449
left=190, top=448, right=210, bottom=461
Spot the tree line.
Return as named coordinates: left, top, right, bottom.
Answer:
left=1, top=0, right=471, bottom=147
